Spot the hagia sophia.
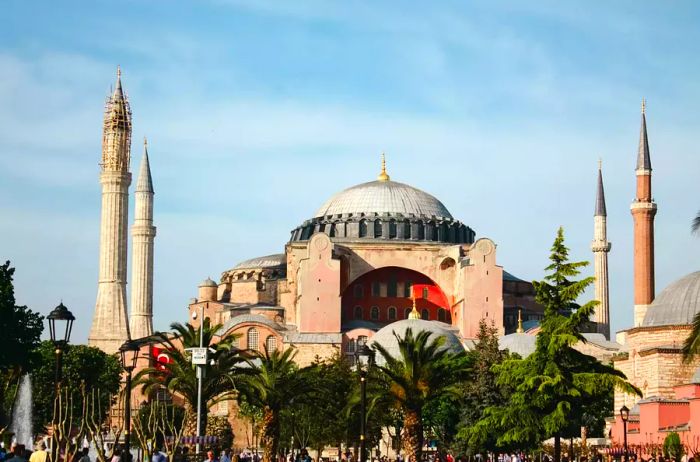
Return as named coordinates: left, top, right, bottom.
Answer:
left=87, top=69, right=700, bottom=451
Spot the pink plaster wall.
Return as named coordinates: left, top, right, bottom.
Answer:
left=298, top=233, right=342, bottom=332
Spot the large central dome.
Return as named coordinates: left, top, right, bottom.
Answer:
left=289, top=156, right=475, bottom=244
left=314, top=179, right=453, bottom=219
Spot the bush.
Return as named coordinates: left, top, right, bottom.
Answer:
left=663, top=432, right=684, bottom=462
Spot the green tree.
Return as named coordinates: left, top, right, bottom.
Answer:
left=31, top=341, right=121, bottom=432
left=465, top=227, right=640, bottom=462
left=235, top=347, right=316, bottom=462
left=372, top=328, right=472, bottom=462
left=134, top=320, right=247, bottom=433
left=663, top=432, right=684, bottom=462
left=456, top=319, right=514, bottom=455
left=0, top=261, right=44, bottom=431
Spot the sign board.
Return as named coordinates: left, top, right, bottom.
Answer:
left=191, top=347, right=208, bottom=365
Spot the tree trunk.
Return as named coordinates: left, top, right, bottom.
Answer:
left=260, top=406, right=280, bottom=462
left=554, top=434, right=561, bottom=462
left=402, top=409, right=423, bottom=462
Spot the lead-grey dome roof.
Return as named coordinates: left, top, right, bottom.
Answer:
left=499, top=333, right=536, bottom=358
left=368, top=319, right=464, bottom=365
left=233, top=253, right=286, bottom=270
left=642, top=271, right=700, bottom=327
left=314, top=180, right=453, bottom=219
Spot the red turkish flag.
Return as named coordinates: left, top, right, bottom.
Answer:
left=151, top=346, right=171, bottom=371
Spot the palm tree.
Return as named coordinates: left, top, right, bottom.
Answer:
left=693, top=211, right=700, bottom=235
left=371, top=328, right=471, bottom=462
left=683, top=214, right=700, bottom=359
left=235, top=347, right=316, bottom=462
left=133, top=320, right=247, bottom=433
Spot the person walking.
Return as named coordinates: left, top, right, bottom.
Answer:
left=28, top=443, right=48, bottom=462
left=6, top=445, right=27, bottom=462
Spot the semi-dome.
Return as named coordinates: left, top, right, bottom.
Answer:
left=499, top=333, right=536, bottom=358
left=368, top=318, right=465, bottom=365
left=314, top=180, right=452, bottom=220
left=233, top=253, right=286, bottom=270
left=642, top=271, right=700, bottom=327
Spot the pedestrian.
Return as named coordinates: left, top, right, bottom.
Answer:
left=221, top=450, right=231, bottom=462
left=28, top=443, right=47, bottom=462
left=111, top=447, right=122, bottom=462
left=152, top=447, right=167, bottom=462
left=78, top=448, right=90, bottom=462
left=6, top=445, right=27, bottom=462
left=203, top=451, right=217, bottom=462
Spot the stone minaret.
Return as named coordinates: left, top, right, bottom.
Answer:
left=89, top=67, right=132, bottom=353
left=129, top=138, right=156, bottom=339
left=591, top=160, right=611, bottom=339
left=631, top=99, right=657, bottom=327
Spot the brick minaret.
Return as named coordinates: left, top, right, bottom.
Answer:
left=591, top=161, right=611, bottom=339
left=89, top=67, right=132, bottom=353
left=631, top=99, right=657, bottom=327
left=129, top=138, right=156, bottom=339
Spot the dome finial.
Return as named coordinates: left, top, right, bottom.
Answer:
left=516, top=308, right=524, bottom=333
left=377, top=152, right=390, bottom=182
left=408, top=296, right=420, bottom=319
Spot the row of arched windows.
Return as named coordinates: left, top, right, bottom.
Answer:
left=231, top=328, right=278, bottom=352
left=353, top=305, right=450, bottom=322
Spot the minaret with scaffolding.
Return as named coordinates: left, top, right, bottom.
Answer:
left=89, top=67, right=132, bottom=353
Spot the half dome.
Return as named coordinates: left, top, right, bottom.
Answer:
left=368, top=318, right=464, bottom=365
left=642, top=271, right=700, bottom=327
left=314, top=180, right=453, bottom=220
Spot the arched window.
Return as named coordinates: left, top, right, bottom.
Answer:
left=346, top=339, right=356, bottom=353
left=371, top=281, right=381, bottom=297
left=247, top=328, right=259, bottom=351
left=388, top=276, right=397, bottom=297
left=404, top=220, right=411, bottom=239
left=354, top=306, right=363, bottom=319
left=404, top=307, right=412, bottom=319
left=354, top=284, right=364, bottom=299
left=359, top=219, right=368, bottom=238
left=405, top=281, right=413, bottom=298
left=388, top=306, right=397, bottom=320
left=357, top=335, right=368, bottom=347
left=421, top=309, right=429, bottom=320
left=374, top=219, right=383, bottom=237
left=389, top=220, right=397, bottom=239
left=438, top=309, right=447, bottom=322
left=265, top=335, right=277, bottom=352
left=370, top=306, right=380, bottom=320
left=422, top=287, right=429, bottom=299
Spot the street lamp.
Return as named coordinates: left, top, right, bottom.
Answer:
left=620, top=405, right=630, bottom=462
left=47, top=302, right=75, bottom=388
left=119, top=340, right=140, bottom=462
left=355, top=343, right=375, bottom=462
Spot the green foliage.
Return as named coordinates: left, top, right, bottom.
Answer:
left=663, top=432, right=684, bottom=462
left=0, top=261, right=44, bottom=430
left=464, top=228, right=641, bottom=462
left=207, top=415, right=234, bottom=451
left=456, top=319, right=514, bottom=454
left=133, top=320, right=247, bottom=432
left=372, top=328, right=472, bottom=462
left=31, top=341, right=121, bottom=432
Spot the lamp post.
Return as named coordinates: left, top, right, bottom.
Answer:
left=119, top=340, right=140, bottom=462
left=47, top=302, right=75, bottom=462
left=620, top=405, right=630, bottom=462
left=355, top=343, right=375, bottom=462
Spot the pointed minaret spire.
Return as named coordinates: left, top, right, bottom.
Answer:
left=130, top=138, right=156, bottom=339
left=592, top=160, right=611, bottom=339
left=90, top=69, right=133, bottom=353
left=631, top=100, right=657, bottom=326
left=637, top=98, right=652, bottom=171
left=595, top=159, right=607, bottom=217
left=377, top=152, right=390, bottom=181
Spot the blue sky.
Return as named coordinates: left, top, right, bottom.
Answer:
left=1, top=1, right=699, bottom=342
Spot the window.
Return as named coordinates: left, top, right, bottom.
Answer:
left=247, top=328, right=259, bottom=351
left=357, top=335, right=368, bottom=347
left=374, top=220, right=382, bottom=237
left=354, top=306, right=363, bottom=319
left=422, top=287, right=429, bottom=299
left=388, top=276, right=397, bottom=297
left=404, top=281, right=412, bottom=298
left=438, top=309, right=446, bottom=322
left=389, top=220, right=397, bottom=239
left=359, top=219, right=368, bottom=238
left=353, top=284, right=364, bottom=299
left=370, top=306, right=380, bottom=320
left=346, top=339, right=356, bottom=353
left=421, top=309, right=429, bottom=320
left=371, top=281, right=381, bottom=297
left=404, top=308, right=412, bottom=319
left=265, top=335, right=277, bottom=352
left=388, top=306, right=397, bottom=320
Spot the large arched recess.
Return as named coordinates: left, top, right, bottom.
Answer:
left=341, top=266, right=451, bottom=327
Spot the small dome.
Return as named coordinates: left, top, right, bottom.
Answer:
left=368, top=319, right=464, bottom=365
left=199, top=277, right=217, bottom=287
left=642, top=271, right=700, bottom=327
left=315, top=180, right=452, bottom=219
left=499, top=333, right=536, bottom=358
left=233, top=253, right=286, bottom=270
